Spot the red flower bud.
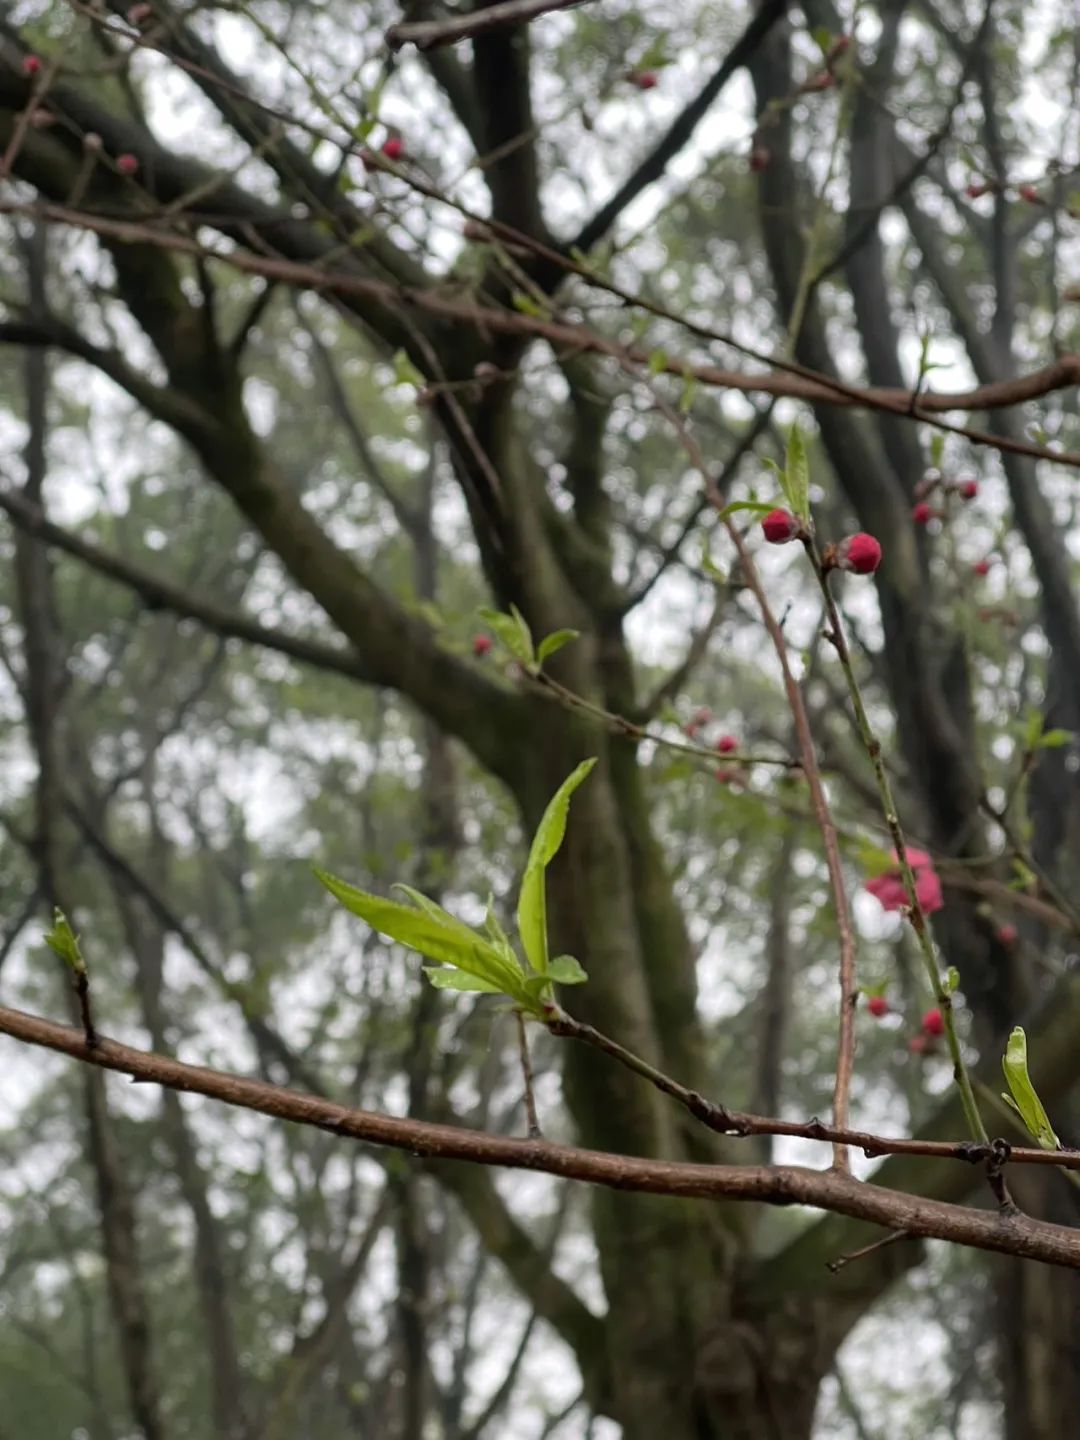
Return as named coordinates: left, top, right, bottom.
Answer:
left=715, top=735, right=738, bottom=754
left=714, top=767, right=737, bottom=786
left=965, top=181, right=989, bottom=199
left=912, top=502, right=933, bottom=525
left=837, top=532, right=882, bottom=574
left=472, top=634, right=492, bottom=657
left=116, top=152, right=139, bottom=175
left=381, top=137, right=404, bottom=161
left=973, top=558, right=991, bottom=577
left=959, top=478, right=978, bottom=500
left=630, top=71, right=658, bottom=90
left=867, top=995, right=889, bottom=1018
left=997, top=923, right=1019, bottom=946
left=748, top=144, right=772, bottom=172
left=1018, top=183, right=1040, bottom=204
left=921, top=1007, right=945, bottom=1037
left=762, top=509, right=800, bottom=544
left=22, top=55, right=42, bottom=77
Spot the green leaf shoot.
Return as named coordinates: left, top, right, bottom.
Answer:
left=1001, top=1026, right=1060, bottom=1150
left=44, top=910, right=86, bottom=976
left=516, top=759, right=597, bottom=976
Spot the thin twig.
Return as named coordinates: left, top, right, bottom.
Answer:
left=515, top=1011, right=542, bottom=1139
left=826, top=1229, right=911, bottom=1274
left=809, top=546, right=992, bottom=1158
left=387, top=0, right=590, bottom=51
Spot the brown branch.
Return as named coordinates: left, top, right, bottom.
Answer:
left=4, top=201, right=1078, bottom=449
left=5, top=1003, right=1080, bottom=1266
left=387, top=0, right=591, bottom=51
left=0, top=486, right=376, bottom=685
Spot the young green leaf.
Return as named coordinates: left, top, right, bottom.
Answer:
left=714, top=500, right=780, bottom=521
left=44, top=909, right=86, bottom=975
left=537, top=629, right=580, bottom=664
left=316, top=870, right=524, bottom=996
left=1038, top=728, right=1073, bottom=749
left=516, top=759, right=597, bottom=975
left=392, top=349, right=426, bottom=389
left=548, top=954, right=588, bottom=985
left=1001, top=1026, right=1060, bottom=1150
left=423, top=968, right=506, bottom=994
left=477, top=606, right=535, bottom=665
left=783, top=424, right=811, bottom=524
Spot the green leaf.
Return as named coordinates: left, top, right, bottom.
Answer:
left=516, top=759, right=597, bottom=975
left=715, top=500, right=780, bottom=521
left=1022, top=709, right=1044, bottom=750
left=537, top=628, right=580, bottom=664
left=512, top=291, right=546, bottom=318
left=945, top=966, right=960, bottom=994
left=392, top=349, right=426, bottom=389
left=648, top=348, right=668, bottom=375
left=316, top=869, right=523, bottom=994
left=678, top=369, right=698, bottom=414
left=44, top=909, right=86, bottom=975
left=1001, top=1026, right=1060, bottom=1150
left=811, top=25, right=833, bottom=53
left=783, top=423, right=811, bottom=523
left=477, top=606, right=535, bottom=665
left=423, top=968, right=505, bottom=994
left=1038, top=728, right=1073, bottom=749
left=855, top=841, right=895, bottom=878
left=548, top=954, right=588, bottom=985
left=929, top=433, right=945, bottom=467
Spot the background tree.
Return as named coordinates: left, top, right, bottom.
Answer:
left=1, top=0, right=1080, bottom=1436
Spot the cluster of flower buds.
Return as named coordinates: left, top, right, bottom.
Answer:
left=910, top=473, right=979, bottom=526
left=965, top=177, right=1043, bottom=205
left=760, top=510, right=882, bottom=575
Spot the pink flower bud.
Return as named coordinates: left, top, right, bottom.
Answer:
left=715, top=735, right=738, bottom=754
left=973, top=558, right=991, bottom=577
left=1018, top=183, right=1040, bottom=204
left=116, top=152, right=139, bottom=175
left=912, top=502, right=933, bottom=525
left=22, top=55, right=42, bottom=78
left=748, top=144, right=772, bottom=172
left=908, top=1033, right=928, bottom=1055
left=959, top=478, right=978, bottom=500
left=997, top=923, right=1018, bottom=946
left=761, top=509, right=800, bottom=544
left=837, top=532, right=882, bottom=574
left=630, top=71, right=658, bottom=90
left=921, top=1007, right=945, bottom=1037
left=381, top=137, right=404, bottom=161
left=965, top=181, right=989, bottom=199
left=867, top=995, right=889, bottom=1018
left=472, top=634, right=492, bottom=657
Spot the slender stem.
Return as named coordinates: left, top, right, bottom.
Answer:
left=515, top=1011, right=542, bottom=1139
left=543, top=1007, right=1080, bottom=1170
left=811, top=552, right=990, bottom=1148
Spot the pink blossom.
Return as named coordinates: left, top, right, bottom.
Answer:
left=865, top=847, right=944, bottom=915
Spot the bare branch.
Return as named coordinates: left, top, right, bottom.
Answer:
left=5, top=1004, right=1080, bottom=1267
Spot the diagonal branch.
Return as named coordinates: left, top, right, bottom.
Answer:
left=571, top=0, right=789, bottom=253
left=0, top=486, right=379, bottom=686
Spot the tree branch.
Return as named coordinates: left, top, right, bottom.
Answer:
left=5, top=1005, right=1080, bottom=1268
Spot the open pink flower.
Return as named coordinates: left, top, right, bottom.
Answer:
left=865, top=847, right=943, bottom=914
